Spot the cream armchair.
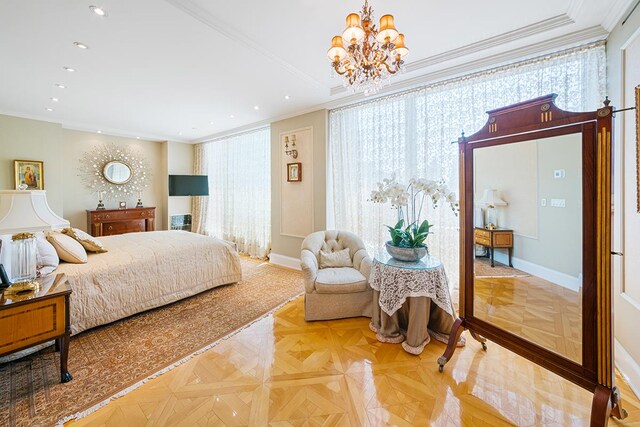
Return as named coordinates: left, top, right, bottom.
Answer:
left=301, top=230, right=373, bottom=321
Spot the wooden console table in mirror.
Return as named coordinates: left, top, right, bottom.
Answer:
left=438, top=94, right=627, bottom=425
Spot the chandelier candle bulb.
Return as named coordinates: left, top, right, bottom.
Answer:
left=327, top=36, right=347, bottom=61
left=376, top=14, right=399, bottom=45
left=342, top=13, right=365, bottom=43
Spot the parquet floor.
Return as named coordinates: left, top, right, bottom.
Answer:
left=474, top=275, right=582, bottom=363
left=67, top=295, right=640, bottom=426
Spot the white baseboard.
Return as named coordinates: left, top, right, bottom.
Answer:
left=615, top=339, right=640, bottom=400
left=493, top=251, right=581, bottom=292
left=269, top=253, right=301, bottom=271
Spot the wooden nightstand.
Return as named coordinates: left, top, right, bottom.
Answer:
left=0, top=274, right=72, bottom=383
left=474, top=227, right=513, bottom=268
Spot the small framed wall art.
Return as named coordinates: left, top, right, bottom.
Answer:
left=287, top=162, right=302, bottom=182
left=14, top=160, right=44, bottom=190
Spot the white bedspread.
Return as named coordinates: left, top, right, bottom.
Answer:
left=56, top=230, right=242, bottom=334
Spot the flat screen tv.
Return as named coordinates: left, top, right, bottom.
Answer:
left=168, top=175, right=209, bottom=196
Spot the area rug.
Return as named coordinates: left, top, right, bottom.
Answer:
left=0, top=259, right=304, bottom=427
left=474, top=257, right=529, bottom=278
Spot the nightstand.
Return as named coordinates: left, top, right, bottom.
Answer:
left=0, top=274, right=72, bottom=383
left=474, top=227, right=513, bottom=268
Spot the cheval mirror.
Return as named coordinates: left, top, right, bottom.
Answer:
left=437, top=94, right=627, bottom=426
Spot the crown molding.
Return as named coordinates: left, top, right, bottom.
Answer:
left=197, top=25, right=608, bottom=143
left=566, top=0, right=585, bottom=21
left=162, top=0, right=326, bottom=91
left=330, top=14, right=579, bottom=96
left=330, top=24, right=607, bottom=97
left=0, top=108, right=181, bottom=143
left=602, top=0, right=636, bottom=31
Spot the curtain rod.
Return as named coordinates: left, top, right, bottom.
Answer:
left=329, top=40, right=605, bottom=114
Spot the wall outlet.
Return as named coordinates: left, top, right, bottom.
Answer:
left=541, top=198, right=547, bottom=207
left=550, top=198, right=566, bottom=208
left=554, top=169, right=566, bottom=179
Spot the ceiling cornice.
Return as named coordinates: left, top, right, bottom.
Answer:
left=330, top=14, right=577, bottom=95
left=602, top=0, right=636, bottom=31
left=196, top=25, right=608, bottom=143
left=163, top=0, right=326, bottom=91
left=566, top=0, right=585, bottom=21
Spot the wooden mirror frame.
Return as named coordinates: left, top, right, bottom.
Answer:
left=437, top=94, right=627, bottom=425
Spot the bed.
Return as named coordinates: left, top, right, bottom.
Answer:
left=56, top=230, right=242, bottom=335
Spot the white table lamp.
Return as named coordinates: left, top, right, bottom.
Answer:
left=481, top=189, right=507, bottom=229
left=0, top=190, right=69, bottom=289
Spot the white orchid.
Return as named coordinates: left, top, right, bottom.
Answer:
left=369, top=175, right=459, bottom=248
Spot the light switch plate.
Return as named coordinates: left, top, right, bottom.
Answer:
left=550, top=198, right=566, bottom=208
left=554, top=169, right=566, bottom=179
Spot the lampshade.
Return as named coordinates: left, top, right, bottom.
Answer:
left=0, top=190, right=69, bottom=235
left=391, top=33, right=409, bottom=58
left=481, top=189, right=507, bottom=207
left=342, top=13, right=365, bottom=43
left=327, top=35, right=348, bottom=61
left=376, top=14, right=399, bottom=44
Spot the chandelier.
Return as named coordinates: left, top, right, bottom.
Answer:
left=327, top=0, right=409, bottom=95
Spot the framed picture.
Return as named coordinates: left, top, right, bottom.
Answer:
left=287, top=162, right=302, bottom=182
left=14, top=160, right=44, bottom=190
left=119, top=201, right=127, bottom=209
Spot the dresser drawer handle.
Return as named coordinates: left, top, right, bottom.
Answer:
left=105, top=214, right=111, bottom=219
left=108, top=226, right=113, bottom=231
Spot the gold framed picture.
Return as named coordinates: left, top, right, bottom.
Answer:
left=14, top=160, right=44, bottom=190
left=287, top=162, right=302, bottom=182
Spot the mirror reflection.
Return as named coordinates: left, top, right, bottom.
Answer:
left=103, top=161, right=132, bottom=184
left=473, top=133, right=583, bottom=363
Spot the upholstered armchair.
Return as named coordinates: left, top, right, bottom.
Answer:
left=300, top=230, right=373, bottom=321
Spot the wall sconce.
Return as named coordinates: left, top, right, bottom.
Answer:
left=284, top=135, right=298, bottom=159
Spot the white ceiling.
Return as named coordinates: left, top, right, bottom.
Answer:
left=0, top=0, right=633, bottom=142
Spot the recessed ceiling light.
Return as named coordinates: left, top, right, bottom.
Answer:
left=89, top=6, right=107, bottom=16
left=210, top=121, right=214, bottom=125
left=284, top=95, right=291, bottom=100
left=229, top=114, right=235, bottom=118
left=253, top=105, right=259, bottom=110
left=136, top=136, right=140, bottom=139
left=74, top=42, right=89, bottom=49
left=63, top=67, right=76, bottom=72
left=55, top=83, right=66, bottom=89
left=179, top=132, right=183, bottom=136
left=50, top=97, right=59, bottom=102
left=45, top=108, right=54, bottom=112
left=97, top=130, right=102, bottom=134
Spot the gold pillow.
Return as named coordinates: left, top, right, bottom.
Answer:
left=62, top=227, right=108, bottom=253
left=46, top=232, right=88, bottom=264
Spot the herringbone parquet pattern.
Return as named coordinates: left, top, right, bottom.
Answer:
left=68, top=290, right=639, bottom=426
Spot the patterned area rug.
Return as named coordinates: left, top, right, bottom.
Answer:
left=0, top=259, right=304, bottom=427
left=474, top=257, right=529, bottom=278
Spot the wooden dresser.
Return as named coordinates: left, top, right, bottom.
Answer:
left=87, top=207, right=155, bottom=237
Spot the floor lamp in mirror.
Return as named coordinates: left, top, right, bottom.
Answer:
left=437, top=94, right=627, bottom=426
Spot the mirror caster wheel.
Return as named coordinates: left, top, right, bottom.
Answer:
left=438, top=364, right=444, bottom=373
left=437, top=356, right=447, bottom=373
left=481, top=342, right=487, bottom=351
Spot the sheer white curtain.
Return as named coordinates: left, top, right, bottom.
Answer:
left=328, top=43, right=606, bottom=289
left=200, top=127, right=271, bottom=259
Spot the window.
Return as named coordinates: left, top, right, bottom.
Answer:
left=328, top=43, right=606, bottom=289
left=198, top=127, right=271, bottom=258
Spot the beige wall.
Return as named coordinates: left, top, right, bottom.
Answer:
left=62, top=129, right=165, bottom=231
left=0, top=113, right=192, bottom=233
left=163, top=141, right=194, bottom=229
left=270, top=110, right=327, bottom=259
left=608, top=4, right=640, bottom=393
left=0, top=115, right=64, bottom=215
left=474, top=134, right=583, bottom=278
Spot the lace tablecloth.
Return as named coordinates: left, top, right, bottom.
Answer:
left=369, top=256, right=453, bottom=317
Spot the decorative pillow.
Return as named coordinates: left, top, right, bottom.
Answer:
left=46, top=232, right=88, bottom=264
left=35, top=232, right=59, bottom=276
left=61, top=227, right=107, bottom=253
left=319, top=248, right=352, bottom=268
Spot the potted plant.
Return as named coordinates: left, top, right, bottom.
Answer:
left=369, top=176, right=458, bottom=262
